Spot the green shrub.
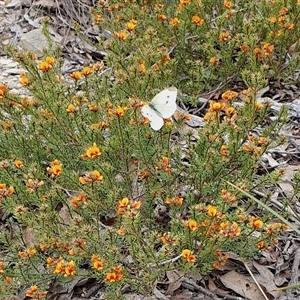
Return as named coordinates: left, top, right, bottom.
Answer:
left=0, top=0, right=298, bottom=298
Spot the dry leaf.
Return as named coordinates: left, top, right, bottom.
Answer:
left=220, top=270, right=266, bottom=300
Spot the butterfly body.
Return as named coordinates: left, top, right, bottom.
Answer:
left=141, top=87, right=177, bottom=131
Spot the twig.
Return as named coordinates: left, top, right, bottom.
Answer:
left=180, top=277, right=247, bottom=300
left=286, top=247, right=300, bottom=300
left=243, top=262, right=269, bottom=300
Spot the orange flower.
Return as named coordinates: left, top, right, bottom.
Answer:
left=181, top=249, right=196, bottom=263
left=221, top=90, right=238, bottom=101
left=188, top=219, right=198, bottom=231
left=104, top=272, right=118, bottom=282
left=117, top=197, right=141, bottom=218
left=93, top=260, right=105, bottom=271
left=26, top=247, right=37, bottom=256
left=45, top=56, right=55, bottom=65
left=38, top=61, right=52, bottom=72
left=219, top=31, right=231, bottom=41
left=139, top=61, right=146, bottom=75
left=0, top=262, right=4, bottom=273
left=220, top=145, right=229, bottom=156
left=46, top=159, right=62, bottom=178
left=79, top=170, right=103, bottom=184
left=26, top=285, right=39, bottom=297
left=66, top=103, right=79, bottom=113
left=70, top=71, right=82, bottom=80
left=64, top=260, right=76, bottom=277
left=223, top=0, right=232, bottom=8
left=70, top=192, right=88, bottom=208
left=209, top=56, right=219, bottom=65
left=82, top=67, right=93, bottom=76
left=209, top=101, right=225, bottom=112
left=191, top=15, right=204, bottom=26
left=207, top=205, right=217, bottom=217
left=126, top=19, right=137, bottom=31
left=158, top=14, right=167, bottom=21
left=14, top=160, right=23, bottom=168
left=0, top=183, right=14, bottom=200
left=249, top=216, right=264, bottom=229
left=81, top=143, right=101, bottom=159
left=170, top=17, right=180, bottom=27
left=20, top=73, right=29, bottom=86
left=114, top=31, right=128, bottom=41
left=138, top=170, right=150, bottom=180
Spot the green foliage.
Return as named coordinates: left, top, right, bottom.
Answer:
left=0, top=0, right=298, bottom=298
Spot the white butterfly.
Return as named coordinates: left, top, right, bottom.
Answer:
left=141, top=87, right=177, bottom=131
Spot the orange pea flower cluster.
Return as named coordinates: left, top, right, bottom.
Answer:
left=70, top=192, right=88, bottom=208
left=181, top=249, right=196, bottom=263
left=50, top=257, right=76, bottom=277
left=161, top=232, right=178, bottom=246
left=221, top=90, right=238, bottom=101
left=81, top=143, right=101, bottom=159
left=243, top=135, right=269, bottom=155
left=108, top=105, right=128, bottom=117
left=18, top=247, right=37, bottom=260
left=46, top=159, right=62, bottom=178
left=104, top=265, right=123, bottom=282
left=221, top=189, right=237, bottom=203
left=0, top=83, right=7, bottom=98
left=219, top=221, right=241, bottom=237
left=116, top=197, right=141, bottom=218
left=25, top=178, right=44, bottom=192
left=254, top=42, right=274, bottom=61
left=155, top=156, right=171, bottom=174
left=70, top=71, right=82, bottom=81
left=79, top=170, right=103, bottom=184
left=25, top=285, right=47, bottom=299
left=213, top=251, right=229, bottom=269
left=20, top=72, right=29, bottom=86
left=114, top=18, right=137, bottom=41
left=38, top=56, right=55, bottom=72
left=91, top=254, right=106, bottom=271
left=0, top=183, right=14, bottom=200
left=249, top=216, right=264, bottom=229
left=165, top=196, right=183, bottom=206
left=191, top=15, right=204, bottom=26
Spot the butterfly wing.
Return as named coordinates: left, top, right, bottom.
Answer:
left=141, top=105, right=164, bottom=131
left=150, top=87, right=177, bottom=119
